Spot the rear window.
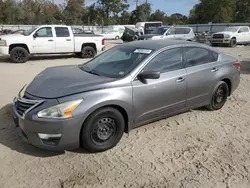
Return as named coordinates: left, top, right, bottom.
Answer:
left=211, top=51, right=219, bottom=61
left=55, top=27, right=70, bottom=37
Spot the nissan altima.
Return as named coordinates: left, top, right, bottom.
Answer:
left=13, top=40, right=241, bottom=152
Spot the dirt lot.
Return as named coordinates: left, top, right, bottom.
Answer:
left=0, top=41, right=250, bottom=188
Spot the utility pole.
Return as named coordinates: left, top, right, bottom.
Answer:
left=135, top=0, right=139, bottom=8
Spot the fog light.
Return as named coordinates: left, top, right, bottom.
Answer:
left=38, top=133, right=62, bottom=140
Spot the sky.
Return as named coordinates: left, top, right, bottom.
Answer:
left=55, top=0, right=198, bottom=16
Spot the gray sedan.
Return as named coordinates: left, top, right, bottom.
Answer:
left=13, top=40, right=241, bottom=152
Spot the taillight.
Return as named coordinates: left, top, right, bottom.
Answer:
left=233, top=61, right=241, bottom=71
left=102, top=38, right=104, bottom=45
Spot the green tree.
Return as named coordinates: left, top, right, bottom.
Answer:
left=234, top=0, right=250, bottom=22
left=119, top=11, right=131, bottom=24
left=149, top=9, right=168, bottom=24
left=169, top=13, right=188, bottom=25
left=129, top=2, right=152, bottom=23
left=63, top=0, right=85, bottom=25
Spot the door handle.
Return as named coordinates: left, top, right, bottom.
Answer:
left=66, top=39, right=72, bottom=41
left=48, top=39, right=54, bottom=42
left=176, top=77, right=185, bottom=83
left=211, top=68, right=219, bottom=72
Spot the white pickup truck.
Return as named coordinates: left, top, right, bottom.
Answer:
left=0, top=25, right=105, bottom=63
left=210, top=26, right=250, bottom=47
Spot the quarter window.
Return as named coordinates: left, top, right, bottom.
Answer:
left=55, top=27, right=70, bottom=37
left=35, top=27, right=52, bottom=37
left=144, top=48, right=183, bottom=73
left=185, top=47, right=212, bottom=67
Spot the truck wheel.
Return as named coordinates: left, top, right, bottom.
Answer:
left=81, top=46, right=96, bottom=58
left=80, top=107, right=125, bottom=152
left=10, top=47, right=29, bottom=63
left=229, top=38, right=237, bottom=47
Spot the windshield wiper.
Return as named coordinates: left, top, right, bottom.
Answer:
left=79, top=65, right=101, bottom=76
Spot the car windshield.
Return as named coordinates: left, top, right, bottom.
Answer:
left=223, top=27, right=239, bottom=32
left=151, top=27, right=169, bottom=35
left=79, top=46, right=153, bottom=78
left=23, top=27, right=38, bottom=36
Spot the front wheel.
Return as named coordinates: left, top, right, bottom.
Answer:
left=229, top=38, right=237, bottom=47
left=80, top=107, right=125, bottom=152
left=81, top=46, right=96, bottom=58
left=206, top=81, right=229, bottom=111
left=10, top=47, right=29, bottom=63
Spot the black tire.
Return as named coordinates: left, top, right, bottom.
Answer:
left=206, top=81, right=229, bottom=111
left=81, top=46, right=96, bottom=58
left=80, top=107, right=125, bottom=152
left=229, top=38, right=237, bottom=47
left=211, top=43, right=218, bottom=47
left=115, top=36, right=120, bottom=40
left=10, top=47, right=29, bottom=63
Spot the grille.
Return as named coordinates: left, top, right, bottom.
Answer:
left=15, top=97, right=42, bottom=117
left=213, top=34, right=224, bottom=39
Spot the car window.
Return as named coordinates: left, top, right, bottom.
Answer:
left=143, top=48, right=183, bottom=73
left=211, top=51, right=219, bottom=62
left=55, top=27, right=70, bottom=37
left=36, top=27, right=52, bottom=37
left=185, top=47, right=212, bottom=67
left=167, top=28, right=175, bottom=35
left=241, top=27, right=249, bottom=32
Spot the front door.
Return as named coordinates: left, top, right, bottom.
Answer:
left=54, top=27, right=74, bottom=53
left=31, top=27, right=55, bottom=54
left=132, top=47, right=187, bottom=125
left=183, top=46, right=219, bottom=108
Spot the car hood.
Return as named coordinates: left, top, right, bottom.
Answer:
left=25, top=65, right=116, bottom=99
left=0, top=34, right=29, bottom=42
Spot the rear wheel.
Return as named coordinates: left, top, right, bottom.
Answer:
left=206, top=81, right=229, bottom=111
left=10, top=47, right=29, bottom=63
left=81, top=46, right=96, bottom=58
left=80, top=107, right=125, bottom=152
left=229, top=38, right=237, bottom=47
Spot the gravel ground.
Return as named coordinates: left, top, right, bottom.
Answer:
left=0, top=41, right=250, bottom=188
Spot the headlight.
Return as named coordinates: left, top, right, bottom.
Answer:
left=37, top=99, right=83, bottom=119
left=224, top=34, right=231, bottom=38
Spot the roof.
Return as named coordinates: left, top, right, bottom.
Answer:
left=122, top=39, right=196, bottom=50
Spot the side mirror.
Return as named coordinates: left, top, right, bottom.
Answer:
left=238, top=30, right=243, bottom=33
left=138, top=71, right=160, bottom=80
left=33, top=33, right=38, bottom=38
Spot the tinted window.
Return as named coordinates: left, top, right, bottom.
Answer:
left=185, top=47, right=212, bottom=67
left=144, top=23, right=162, bottom=34
left=79, top=46, right=153, bottom=78
left=211, top=51, right=219, bottom=61
left=55, top=27, right=70, bottom=37
left=36, top=27, right=52, bottom=37
left=175, top=28, right=190, bottom=34
left=144, top=48, right=183, bottom=73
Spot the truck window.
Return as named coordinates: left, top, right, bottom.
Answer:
left=35, top=27, right=53, bottom=37
left=55, top=27, right=70, bottom=37
left=241, top=27, right=249, bottom=32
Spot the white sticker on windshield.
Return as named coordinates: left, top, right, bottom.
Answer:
left=134, top=49, right=152, bottom=54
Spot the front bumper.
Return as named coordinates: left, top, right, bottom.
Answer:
left=210, top=38, right=231, bottom=44
left=0, top=46, right=9, bottom=55
left=12, top=100, right=82, bottom=151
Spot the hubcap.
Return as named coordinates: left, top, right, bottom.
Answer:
left=85, top=50, right=94, bottom=58
left=14, top=50, right=25, bottom=61
left=92, top=118, right=116, bottom=143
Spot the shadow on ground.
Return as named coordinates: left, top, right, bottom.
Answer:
left=0, top=54, right=80, bottom=63
left=241, top=61, right=250, bottom=74
left=0, top=104, right=65, bottom=157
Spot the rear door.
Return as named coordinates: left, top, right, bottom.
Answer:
left=31, top=26, right=55, bottom=54
left=54, top=27, right=74, bottom=53
left=184, top=46, right=219, bottom=108
left=241, top=26, right=250, bottom=43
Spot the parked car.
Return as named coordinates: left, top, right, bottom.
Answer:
left=72, top=27, right=94, bottom=34
left=135, top=21, right=163, bottom=35
left=100, top=30, right=122, bottom=40
left=210, top=26, right=250, bottom=47
left=121, top=26, right=142, bottom=42
left=13, top=39, right=240, bottom=152
left=0, top=25, right=105, bottom=63
left=138, top=26, right=196, bottom=41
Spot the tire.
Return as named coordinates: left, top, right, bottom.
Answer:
left=206, top=81, right=229, bottom=111
left=229, top=38, right=237, bottom=47
left=81, top=46, right=96, bottom=58
left=115, top=36, right=120, bottom=40
left=10, top=47, right=29, bottom=63
left=80, top=107, right=125, bottom=152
